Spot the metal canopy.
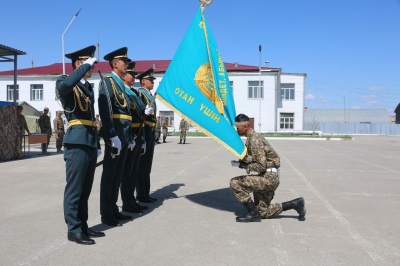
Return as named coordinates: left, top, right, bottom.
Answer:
left=0, top=44, right=26, bottom=62
left=0, top=44, right=26, bottom=104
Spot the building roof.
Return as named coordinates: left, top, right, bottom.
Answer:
left=304, top=109, right=391, bottom=124
left=0, top=44, right=26, bottom=57
left=0, top=60, right=277, bottom=76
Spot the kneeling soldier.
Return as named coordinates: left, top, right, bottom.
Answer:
left=56, top=46, right=104, bottom=245
left=230, top=114, right=306, bottom=222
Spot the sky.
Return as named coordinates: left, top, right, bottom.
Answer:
left=1, top=0, right=399, bottom=114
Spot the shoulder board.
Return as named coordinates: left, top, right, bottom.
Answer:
left=60, top=74, right=68, bottom=76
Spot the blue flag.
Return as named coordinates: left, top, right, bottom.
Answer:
left=156, top=7, right=246, bottom=159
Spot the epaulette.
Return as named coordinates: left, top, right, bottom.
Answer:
left=60, top=74, right=68, bottom=76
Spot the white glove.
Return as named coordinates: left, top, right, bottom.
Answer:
left=129, top=140, right=136, bottom=151
left=110, top=136, right=122, bottom=155
left=97, top=149, right=102, bottom=157
left=231, top=160, right=240, bottom=167
left=83, top=57, right=97, bottom=66
left=144, top=105, right=153, bottom=116
left=142, top=142, right=146, bottom=154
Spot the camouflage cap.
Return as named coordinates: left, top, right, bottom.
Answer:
left=17, top=105, right=23, bottom=109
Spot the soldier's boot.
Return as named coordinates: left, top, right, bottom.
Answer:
left=163, top=138, right=166, bottom=143
left=236, top=201, right=261, bottom=223
left=178, top=139, right=182, bottom=144
left=183, top=139, right=186, bottom=144
left=282, top=197, right=306, bottom=221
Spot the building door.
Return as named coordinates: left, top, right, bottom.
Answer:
left=249, top=118, right=254, bottom=129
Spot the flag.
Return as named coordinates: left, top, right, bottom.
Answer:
left=156, top=7, right=246, bottom=159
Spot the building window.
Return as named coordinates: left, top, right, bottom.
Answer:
left=7, top=85, right=19, bottom=101
left=159, top=111, right=174, bottom=126
left=281, top=84, right=295, bottom=100
left=31, top=84, right=43, bottom=101
left=248, top=81, right=263, bottom=99
left=280, top=113, right=294, bottom=129
left=230, top=81, right=233, bottom=93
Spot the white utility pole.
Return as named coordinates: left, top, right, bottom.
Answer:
left=62, top=8, right=82, bottom=74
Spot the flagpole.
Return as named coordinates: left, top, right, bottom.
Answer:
left=259, top=45, right=262, bottom=133
left=62, top=8, right=82, bottom=74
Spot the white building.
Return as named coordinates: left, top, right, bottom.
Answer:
left=0, top=60, right=306, bottom=132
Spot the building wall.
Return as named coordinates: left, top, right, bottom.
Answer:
left=0, top=71, right=306, bottom=131
left=277, top=74, right=306, bottom=131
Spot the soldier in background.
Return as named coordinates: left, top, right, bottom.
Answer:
left=17, top=106, right=30, bottom=146
left=230, top=114, right=306, bottom=223
left=39, top=107, right=52, bottom=155
left=53, top=111, right=65, bottom=153
left=179, top=118, right=189, bottom=144
left=162, top=117, right=168, bottom=143
left=155, top=116, right=161, bottom=144
left=94, top=114, right=102, bottom=133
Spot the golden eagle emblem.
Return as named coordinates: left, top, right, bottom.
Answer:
left=194, top=62, right=224, bottom=115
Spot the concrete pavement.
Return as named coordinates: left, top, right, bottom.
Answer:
left=1, top=136, right=400, bottom=265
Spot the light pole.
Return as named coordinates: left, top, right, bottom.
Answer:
left=62, top=8, right=82, bottom=74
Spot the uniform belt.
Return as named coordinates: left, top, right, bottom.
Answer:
left=68, top=119, right=94, bottom=127
left=113, top=114, right=132, bottom=121
left=256, top=168, right=279, bottom=175
left=144, top=121, right=156, bottom=127
left=131, top=123, right=140, bottom=128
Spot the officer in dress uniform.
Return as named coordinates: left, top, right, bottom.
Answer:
left=120, top=62, right=153, bottom=213
left=136, top=68, right=158, bottom=203
left=98, top=47, right=136, bottom=227
left=56, top=45, right=104, bottom=245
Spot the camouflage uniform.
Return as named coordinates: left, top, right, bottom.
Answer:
left=162, top=120, right=168, bottom=142
left=155, top=119, right=161, bottom=142
left=230, top=128, right=283, bottom=219
left=39, top=113, right=51, bottom=153
left=53, top=116, right=65, bottom=152
left=18, top=113, right=30, bottom=139
left=94, top=119, right=102, bottom=132
left=179, top=119, right=189, bottom=142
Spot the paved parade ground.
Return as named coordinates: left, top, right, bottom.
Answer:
left=1, top=136, right=400, bottom=265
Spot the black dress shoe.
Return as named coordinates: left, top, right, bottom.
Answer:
left=133, top=201, right=148, bottom=210
left=83, top=228, right=105, bottom=238
left=148, top=196, right=158, bottom=201
left=114, top=212, right=132, bottom=220
left=122, top=205, right=143, bottom=213
left=101, top=216, right=122, bottom=227
left=68, top=233, right=95, bottom=245
left=137, top=197, right=155, bottom=203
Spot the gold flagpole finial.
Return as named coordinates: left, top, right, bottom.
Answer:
left=199, top=0, right=213, bottom=7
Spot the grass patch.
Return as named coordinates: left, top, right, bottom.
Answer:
left=171, top=132, right=207, bottom=137
left=261, top=134, right=352, bottom=139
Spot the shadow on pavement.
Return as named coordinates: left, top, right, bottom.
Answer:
left=184, top=187, right=244, bottom=216
left=90, top=183, right=185, bottom=232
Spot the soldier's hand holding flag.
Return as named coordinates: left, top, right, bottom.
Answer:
left=144, top=105, right=153, bottom=115
left=231, top=160, right=240, bottom=167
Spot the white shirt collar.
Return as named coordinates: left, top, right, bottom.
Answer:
left=80, top=78, right=86, bottom=84
left=112, top=71, right=122, bottom=79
